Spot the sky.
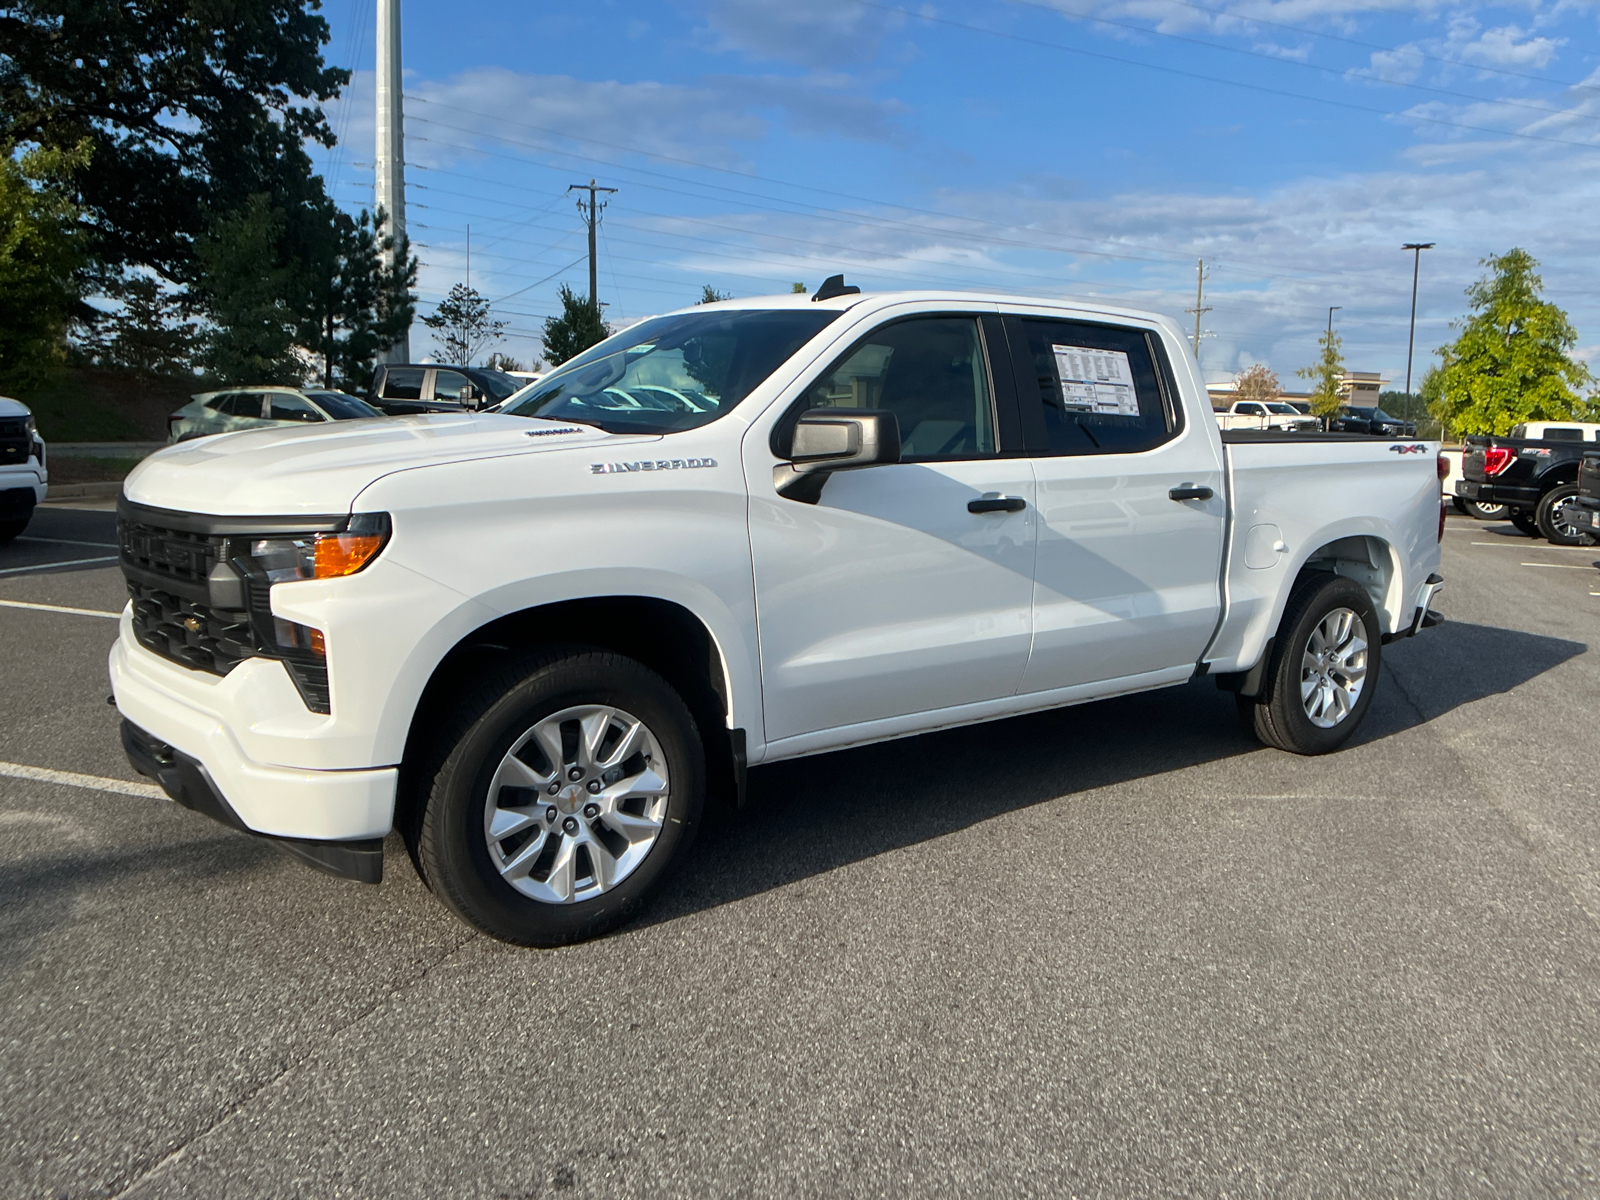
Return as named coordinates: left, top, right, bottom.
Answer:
left=306, top=0, right=1600, bottom=389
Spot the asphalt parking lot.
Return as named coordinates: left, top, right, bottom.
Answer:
left=3, top=502, right=1598, bottom=1199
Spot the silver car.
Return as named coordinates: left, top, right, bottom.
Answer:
left=167, top=387, right=383, bottom=443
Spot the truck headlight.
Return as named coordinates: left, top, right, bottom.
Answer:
left=245, top=512, right=391, bottom=583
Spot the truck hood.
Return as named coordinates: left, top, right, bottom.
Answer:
left=124, top=414, right=651, bottom=516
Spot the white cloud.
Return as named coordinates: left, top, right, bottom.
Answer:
left=692, top=0, right=908, bottom=66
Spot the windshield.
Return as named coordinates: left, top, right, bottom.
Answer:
left=1371, top=409, right=1397, bottom=422
left=504, top=309, right=840, bottom=434
left=474, top=370, right=521, bottom=401
left=307, top=391, right=383, bottom=419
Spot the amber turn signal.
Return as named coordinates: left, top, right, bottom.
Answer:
left=313, top=533, right=386, bottom=579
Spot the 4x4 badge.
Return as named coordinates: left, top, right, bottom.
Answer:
left=1389, top=444, right=1427, bottom=454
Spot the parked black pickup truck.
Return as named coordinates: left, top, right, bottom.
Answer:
left=1571, top=450, right=1600, bottom=541
left=1456, top=433, right=1599, bottom=544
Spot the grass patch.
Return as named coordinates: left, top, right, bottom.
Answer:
left=48, top=455, right=146, bottom=484
left=2, top=366, right=197, bottom=442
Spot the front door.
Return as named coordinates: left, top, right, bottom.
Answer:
left=748, top=313, right=1036, bottom=746
left=1000, top=313, right=1226, bottom=693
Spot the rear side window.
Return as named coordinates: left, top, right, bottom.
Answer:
left=383, top=368, right=425, bottom=400
left=1012, top=319, right=1175, bottom=455
left=431, top=369, right=472, bottom=402
left=217, top=393, right=264, bottom=418
left=268, top=394, right=325, bottom=422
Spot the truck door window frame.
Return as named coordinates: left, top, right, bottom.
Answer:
left=998, top=315, right=1184, bottom=457
left=771, top=312, right=1026, bottom=461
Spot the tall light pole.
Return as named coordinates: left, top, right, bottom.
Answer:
left=376, top=0, right=409, bottom=363
left=1402, top=242, right=1435, bottom=424
left=1327, top=305, right=1341, bottom=338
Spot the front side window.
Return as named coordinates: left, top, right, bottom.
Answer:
left=1239, top=403, right=1264, bottom=416
left=1015, top=319, right=1174, bottom=455
left=798, top=316, right=994, bottom=459
left=432, top=370, right=472, bottom=402
left=383, top=368, right=425, bottom=400
left=506, top=309, right=838, bottom=435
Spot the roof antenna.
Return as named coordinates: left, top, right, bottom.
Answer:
left=811, top=274, right=861, bottom=302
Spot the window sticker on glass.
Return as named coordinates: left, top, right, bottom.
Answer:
left=1050, top=345, right=1140, bottom=417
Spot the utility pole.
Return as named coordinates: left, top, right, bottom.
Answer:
left=375, top=0, right=408, bottom=362
left=465, top=224, right=470, bottom=291
left=568, top=179, right=617, bottom=306
left=1402, top=242, right=1435, bottom=425
left=1185, top=258, right=1212, bottom=360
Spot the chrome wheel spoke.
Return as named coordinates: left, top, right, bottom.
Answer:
left=499, top=828, right=550, bottom=882
left=543, top=835, right=578, bottom=902
left=488, top=807, right=543, bottom=842
left=602, top=806, right=664, bottom=843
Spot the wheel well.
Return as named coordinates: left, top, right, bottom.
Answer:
left=1298, top=535, right=1399, bottom=630
left=400, top=597, right=736, bottom=818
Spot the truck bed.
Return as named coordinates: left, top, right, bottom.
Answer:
left=1205, top=435, right=1443, bottom=675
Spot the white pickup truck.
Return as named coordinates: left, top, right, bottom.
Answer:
left=111, top=284, right=1445, bottom=945
left=1214, top=400, right=1319, bottom=433
left=0, top=395, right=48, bottom=543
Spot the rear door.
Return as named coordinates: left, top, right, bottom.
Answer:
left=1000, top=312, right=1226, bottom=693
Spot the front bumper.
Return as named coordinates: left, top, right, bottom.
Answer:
left=110, top=627, right=398, bottom=847
left=122, top=720, right=384, bottom=882
left=1456, top=480, right=1539, bottom=508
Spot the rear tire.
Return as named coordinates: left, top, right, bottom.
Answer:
left=412, top=648, right=705, bottom=946
left=1465, top=500, right=1509, bottom=521
left=1239, top=572, right=1382, bottom=756
left=0, top=517, right=28, bottom=545
left=1509, top=509, right=1540, bottom=538
left=1535, top=484, right=1599, bottom=547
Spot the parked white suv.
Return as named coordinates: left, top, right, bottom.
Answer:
left=111, top=284, right=1445, bottom=945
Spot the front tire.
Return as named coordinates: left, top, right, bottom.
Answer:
left=1240, top=572, right=1382, bottom=756
left=0, top=517, right=28, bottom=545
left=414, top=649, right=705, bottom=946
left=1535, top=484, right=1598, bottom=546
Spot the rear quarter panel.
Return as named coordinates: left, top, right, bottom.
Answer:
left=1207, top=440, right=1442, bottom=673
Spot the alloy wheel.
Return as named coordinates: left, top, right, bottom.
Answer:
left=483, top=704, right=670, bottom=904
left=1300, top=607, right=1369, bottom=729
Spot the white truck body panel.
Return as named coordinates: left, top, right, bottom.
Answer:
left=111, top=290, right=1443, bottom=842
left=0, top=395, right=48, bottom=508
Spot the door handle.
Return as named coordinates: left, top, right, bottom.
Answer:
left=968, top=493, right=1027, bottom=514
left=1168, top=484, right=1214, bottom=502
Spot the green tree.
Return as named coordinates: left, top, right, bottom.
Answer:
left=194, top=194, right=303, bottom=384
left=88, top=273, right=198, bottom=377
left=791, top=282, right=807, bottom=294
left=0, top=0, right=347, bottom=286
left=1233, top=363, right=1280, bottom=405
left=423, top=283, right=505, bottom=366
left=700, top=284, right=731, bottom=304
left=541, top=284, right=609, bottom=366
left=0, top=141, right=87, bottom=377
left=301, top=206, right=417, bottom=389
left=1296, top=327, right=1346, bottom=419
left=1434, top=249, right=1594, bottom=436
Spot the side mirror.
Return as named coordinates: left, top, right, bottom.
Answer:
left=775, top=408, right=900, bottom=502
left=785, top=409, right=900, bottom=473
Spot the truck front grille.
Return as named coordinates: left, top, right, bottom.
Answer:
left=127, top=582, right=258, bottom=676
left=117, top=512, right=332, bottom=714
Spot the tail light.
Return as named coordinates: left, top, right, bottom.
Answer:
left=1483, top=446, right=1515, bottom=476
left=1436, top=453, right=1450, bottom=480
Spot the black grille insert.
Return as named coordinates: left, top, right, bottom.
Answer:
left=128, top=583, right=258, bottom=675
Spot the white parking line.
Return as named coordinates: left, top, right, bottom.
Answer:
left=1469, top=541, right=1595, bottom=551
left=0, top=599, right=121, bottom=619
left=1521, top=563, right=1598, bottom=570
left=17, top=536, right=118, bottom=549
left=0, top=555, right=118, bottom=575
left=0, top=760, right=165, bottom=800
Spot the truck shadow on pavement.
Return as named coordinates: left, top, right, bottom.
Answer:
left=643, top=619, right=1585, bottom=927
